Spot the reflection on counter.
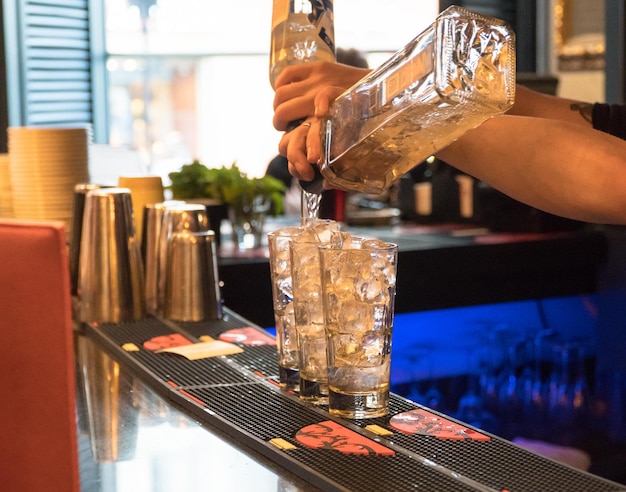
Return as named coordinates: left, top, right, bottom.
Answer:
left=75, top=334, right=314, bottom=492
left=76, top=335, right=139, bottom=463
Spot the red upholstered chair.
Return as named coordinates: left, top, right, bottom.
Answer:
left=0, top=219, right=80, bottom=492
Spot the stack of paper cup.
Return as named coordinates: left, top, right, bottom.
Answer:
left=8, top=126, right=91, bottom=232
left=0, top=153, right=12, bottom=218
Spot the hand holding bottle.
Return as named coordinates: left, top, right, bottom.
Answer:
left=272, top=61, right=371, bottom=131
left=275, top=6, right=516, bottom=195
left=276, top=81, right=349, bottom=187
left=269, top=0, right=340, bottom=195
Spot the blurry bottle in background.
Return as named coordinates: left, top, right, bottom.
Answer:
left=318, top=189, right=346, bottom=222
left=269, top=0, right=336, bottom=89
left=415, top=159, right=461, bottom=223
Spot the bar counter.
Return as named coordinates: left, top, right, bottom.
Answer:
left=76, top=310, right=626, bottom=492
left=0, top=217, right=616, bottom=491
left=76, top=334, right=314, bottom=491
left=217, top=218, right=608, bottom=327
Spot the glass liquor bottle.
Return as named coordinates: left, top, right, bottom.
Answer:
left=269, top=0, right=336, bottom=90
left=269, top=0, right=337, bottom=210
left=315, top=6, right=516, bottom=195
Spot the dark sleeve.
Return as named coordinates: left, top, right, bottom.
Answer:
left=592, top=103, right=626, bottom=140
left=265, top=154, right=293, bottom=189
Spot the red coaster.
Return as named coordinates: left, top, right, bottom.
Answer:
left=390, top=408, right=490, bottom=442
left=296, top=420, right=395, bottom=456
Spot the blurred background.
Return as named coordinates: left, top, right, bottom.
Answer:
left=0, top=0, right=609, bottom=182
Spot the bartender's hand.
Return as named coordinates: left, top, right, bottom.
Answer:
left=273, top=62, right=369, bottom=185
left=277, top=86, right=346, bottom=184
left=273, top=61, right=370, bottom=131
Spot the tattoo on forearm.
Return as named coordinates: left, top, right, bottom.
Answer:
left=570, top=103, right=593, bottom=123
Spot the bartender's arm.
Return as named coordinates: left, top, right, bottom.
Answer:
left=273, top=62, right=626, bottom=225
left=436, top=115, right=626, bottom=224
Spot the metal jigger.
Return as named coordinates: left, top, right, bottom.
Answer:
left=78, top=187, right=145, bottom=323
left=69, top=183, right=107, bottom=297
left=141, top=200, right=185, bottom=315
left=156, top=203, right=210, bottom=316
left=164, top=230, right=222, bottom=321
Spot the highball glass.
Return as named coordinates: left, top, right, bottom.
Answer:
left=320, top=237, right=398, bottom=418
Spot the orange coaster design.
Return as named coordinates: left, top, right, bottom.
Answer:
left=143, top=333, right=193, bottom=351
left=219, top=327, right=277, bottom=346
left=390, top=409, right=490, bottom=442
left=296, top=420, right=395, bottom=456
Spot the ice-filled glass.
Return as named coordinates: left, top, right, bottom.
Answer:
left=289, top=220, right=339, bottom=403
left=268, top=219, right=339, bottom=392
left=267, top=226, right=303, bottom=391
left=320, top=237, right=398, bottom=418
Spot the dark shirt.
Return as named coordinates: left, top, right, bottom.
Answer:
left=265, top=155, right=293, bottom=189
left=592, top=103, right=626, bottom=140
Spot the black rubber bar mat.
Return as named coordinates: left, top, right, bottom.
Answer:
left=84, top=310, right=626, bottom=492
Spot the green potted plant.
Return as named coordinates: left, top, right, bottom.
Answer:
left=168, top=160, right=286, bottom=248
